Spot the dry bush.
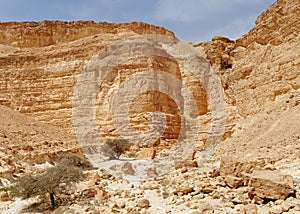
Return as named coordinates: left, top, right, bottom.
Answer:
left=9, top=164, right=86, bottom=210
left=106, top=138, right=132, bottom=158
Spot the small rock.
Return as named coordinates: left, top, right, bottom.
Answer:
left=0, top=191, right=10, bottom=201
left=211, top=191, right=220, bottom=199
left=232, top=196, right=244, bottom=205
left=269, top=205, right=283, bottom=214
left=174, top=186, right=194, bottom=195
left=97, top=169, right=113, bottom=179
left=225, top=175, right=244, bottom=188
left=52, top=206, right=69, bottom=214
left=128, top=210, right=141, bottom=214
left=190, top=211, right=202, bottom=214
left=198, top=201, right=213, bottom=212
left=117, top=201, right=126, bottom=209
left=209, top=168, right=220, bottom=178
left=193, top=193, right=205, bottom=199
left=275, top=199, right=284, bottom=205
left=201, top=187, right=214, bottom=194
left=141, top=180, right=159, bottom=190
left=175, top=160, right=198, bottom=169
left=137, top=199, right=150, bottom=208
left=241, top=172, right=252, bottom=186
left=81, top=188, right=97, bottom=198
left=162, top=191, right=169, bottom=199
left=191, top=186, right=201, bottom=196
left=121, top=162, right=136, bottom=175
left=291, top=205, right=300, bottom=211
left=219, top=156, right=255, bottom=177
left=263, top=164, right=276, bottom=170
left=281, top=199, right=293, bottom=212
left=108, top=201, right=118, bottom=209
left=147, top=167, right=159, bottom=178
left=253, top=195, right=264, bottom=205
left=181, top=166, right=188, bottom=173
left=244, top=204, right=258, bottom=214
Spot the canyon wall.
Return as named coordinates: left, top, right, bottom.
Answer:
left=195, top=0, right=300, bottom=163
left=0, top=0, right=299, bottom=161
left=0, top=21, right=213, bottom=159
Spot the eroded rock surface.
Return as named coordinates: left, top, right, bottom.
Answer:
left=0, top=0, right=300, bottom=213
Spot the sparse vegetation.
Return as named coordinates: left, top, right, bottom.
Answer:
left=53, top=153, right=94, bottom=170
left=220, top=59, right=232, bottom=70
left=105, top=138, right=132, bottom=158
left=8, top=164, right=86, bottom=210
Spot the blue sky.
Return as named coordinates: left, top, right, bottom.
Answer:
left=0, top=0, right=275, bottom=42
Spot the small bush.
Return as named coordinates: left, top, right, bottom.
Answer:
left=220, top=59, right=232, bottom=70
left=105, top=138, right=132, bottom=158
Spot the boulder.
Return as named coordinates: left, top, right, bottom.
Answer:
left=121, top=162, right=136, bottom=176
left=136, top=148, right=156, bottom=160
left=249, top=169, right=295, bottom=200
left=137, top=198, right=150, bottom=208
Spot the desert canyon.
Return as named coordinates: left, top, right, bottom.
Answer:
left=0, top=0, right=299, bottom=213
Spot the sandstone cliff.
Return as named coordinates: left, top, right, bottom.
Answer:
left=0, top=21, right=174, bottom=48
left=0, top=21, right=214, bottom=161
left=0, top=0, right=299, bottom=163
left=0, top=21, right=174, bottom=129
left=195, top=0, right=300, bottom=162
left=0, top=0, right=300, bottom=213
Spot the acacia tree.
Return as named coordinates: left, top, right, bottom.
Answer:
left=10, top=164, right=85, bottom=210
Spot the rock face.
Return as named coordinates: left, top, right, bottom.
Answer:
left=0, top=0, right=299, bottom=188
left=0, top=20, right=217, bottom=162
left=0, top=21, right=174, bottom=48
left=0, top=21, right=174, bottom=130
left=196, top=0, right=300, bottom=165
left=1, top=1, right=300, bottom=213
left=236, top=0, right=300, bottom=47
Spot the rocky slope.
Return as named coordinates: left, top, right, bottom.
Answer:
left=0, top=0, right=300, bottom=213
left=0, top=105, right=81, bottom=178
